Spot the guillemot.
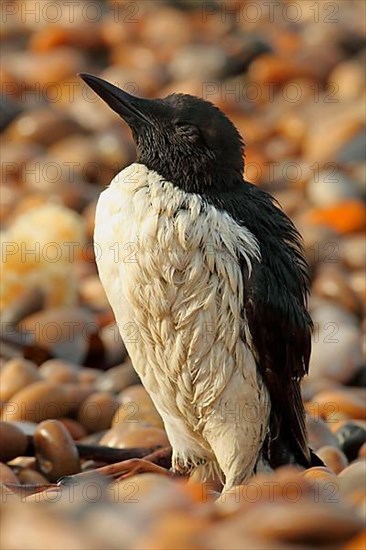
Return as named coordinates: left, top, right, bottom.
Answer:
left=80, top=73, right=321, bottom=489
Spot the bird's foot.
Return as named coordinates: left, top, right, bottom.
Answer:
left=113, top=458, right=172, bottom=482
left=112, top=446, right=173, bottom=481
left=59, top=447, right=173, bottom=484
left=172, top=455, right=207, bottom=477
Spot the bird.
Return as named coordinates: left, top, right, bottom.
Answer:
left=80, top=73, right=322, bottom=490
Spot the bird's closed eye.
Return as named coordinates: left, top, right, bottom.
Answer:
left=175, top=122, right=200, bottom=137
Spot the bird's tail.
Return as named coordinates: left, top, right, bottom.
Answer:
left=309, top=448, right=325, bottom=467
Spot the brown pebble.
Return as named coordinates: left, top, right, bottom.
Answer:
left=112, top=402, right=164, bottom=429
left=309, top=319, right=362, bottom=385
left=34, top=419, right=80, bottom=482
left=338, top=461, right=366, bottom=498
left=77, top=368, right=100, bottom=385
left=39, top=359, right=80, bottom=383
left=17, top=468, right=49, bottom=486
left=0, top=421, right=28, bottom=463
left=344, top=531, right=366, bottom=550
left=0, top=358, right=41, bottom=402
left=96, top=361, right=140, bottom=393
left=303, top=105, right=363, bottom=165
left=1, top=382, right=67, bottom=423
left=329, top=60, right=365, bottom=102
left=306, top=415, right=339, bottom=450
left=349, top=271, right=366, bottom=308
left=82, top=199, right=97, bottom=240
left=340, top=235, right=366, bottom=271
left=312, top=389, right=366, bottom=421
left=358, top=442, right=366, bottom=459
left=248, top=54, right=314, bottom=85
left=19, top=307, right=96, bottom=365
left=302, top=377, right=341, bottom=402
left=218, top=466, right=310, bottom=513
left=119, top=384, right=155, bottom=409
left=110, top=473, right=176, bottom=504
left=79, top=274, right=110, bottom=311
left=312, top=265, right=361, bottom=315
left=0, top=462, right=19, bottom=485
left=5, top=107, right=81, bottom=146
left=7, top=456, right=36, bottom=470
left=316, top=446, right=348, bottom=474
left=6, top=42, right=84, bottom=79
left=0, top=482, right=19, bottom=503
left=100, top=424, right=169, bottom=449
left=99, top=323, right=127, bottom=367
left=58, top=418, right=87, bottom=440
left=302, top=466, right=336, bottom=482
left=239, top=500, right=363, bottom=545
left=77, top=392, right=120, bottom=433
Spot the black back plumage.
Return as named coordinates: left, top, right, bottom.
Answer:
left=202, top=182, right=313, bottom=468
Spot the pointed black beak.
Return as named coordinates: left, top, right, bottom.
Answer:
left=79, top=73, right=152, bottom=127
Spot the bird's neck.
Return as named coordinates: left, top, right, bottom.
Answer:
left=137, top=154, right=242, bottom=195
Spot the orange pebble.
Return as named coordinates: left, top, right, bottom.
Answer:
left=302, top=466, right=336, bottom=481
left=307, top=200, right=366, bottom=234
left=344, top=530, right=366, bottom=550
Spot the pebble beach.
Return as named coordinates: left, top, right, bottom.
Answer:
left=0, top=1, right=365, bottom=549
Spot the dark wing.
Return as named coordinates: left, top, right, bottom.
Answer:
left=203, top=181, right=312, bottom=467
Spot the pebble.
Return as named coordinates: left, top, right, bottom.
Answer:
left=34, top=419, right=80, bottom=482
left=358, top=442, right=366, bottom=460
left=0, top=358, right=41, bottom=402
left=100, top=424, right=169, bottom=449
left=1, top=382, right=93, bottom=423
left=316, top=446, right=348, bottom=474
left=17, top=468, right=49, bottom=486
left=336, top=423, right=366, bottom=461
left=338, top=461, right=366, bottom=498
left=309, top=313, right=363, bottom=384
left=79, top=275, right=110, bottom=311
left=306, top=416, right=339, bottom=450
left=340, top=235, right=366, bottom=271
left=5, top=107, right=81, bottom=146
left=119, top=384, right=155, bottom=409
left=99, top=323, right=127, bottom=367
left=95, top=362, right=140, bottom=393
left=349, top=271, right=366, bottom=308
left=311, top=388, right=366, bottom=422
left=77, top=392, right=120, bottom=433
left=0, top=421, right=28, bottom=463
left=112, top=402, right=164, bottom=430
left=303, top=103, right=364, bottom=165
left=312, top=265, right=361, bottom=315
left=0, top=462, right=20, bottom=485
left=302, top=466, right=337, bottom=482
left=217, top=466, right=310, bottom=514
left=19, top=307, right=96, bottom=364
left=244, top=500, right=363, bottom=544
left=0, top=483, right=20, bottom=504
left=5, top=48, right=85, bottom=87
left=143, top=8, right=192, bottom=49
left=169, top=45, right=227, bottom=80
left=38, top=359, right=80, bottom=383
left=1, top=381, right=67, bottom=423
left=0, top=3, right=365, bottom=549
left=307, top=170, right=363, bottom=207
left=58, top=418, right=87, bottom=441
left=337, top=129, right=366, bottom=165
left=345, top=531, right=366, bottom=550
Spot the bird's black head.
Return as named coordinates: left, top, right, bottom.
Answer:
left=79, top=73, right=244, bottom=194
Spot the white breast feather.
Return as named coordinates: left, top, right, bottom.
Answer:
left=94, top=163, right=270, bottom=488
